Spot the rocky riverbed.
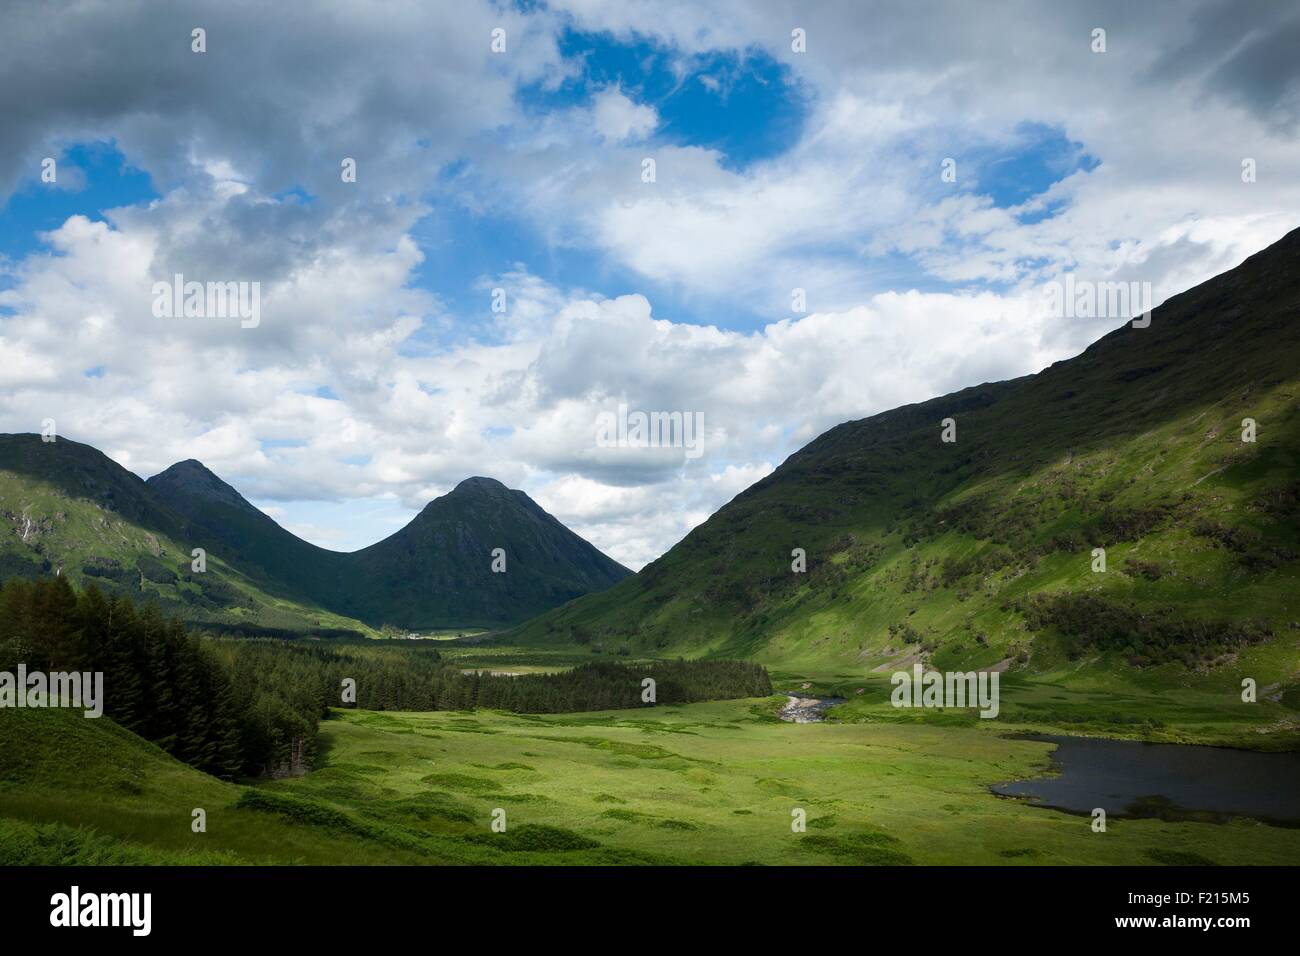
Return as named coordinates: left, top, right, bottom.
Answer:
left=778, top=694, right=845, bottom=723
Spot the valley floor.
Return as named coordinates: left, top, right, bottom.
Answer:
left=3, top=686, right=1299, bottom=865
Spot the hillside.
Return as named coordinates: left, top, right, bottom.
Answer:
left=0, top=445, right=630, bottom=632
left=334, top=477, right=632, bottom=628
left=506, top=227, right=1300, bottom=695
left=0, top=707, right=442, bottom=864
left=147, top=458, right=349, bottom=612
left=0, top=435, right=349, bottom=635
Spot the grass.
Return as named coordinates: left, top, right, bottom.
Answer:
left=769, top=670, right=1300, bottom=751
left=4, top=695, right=1299, bottom=865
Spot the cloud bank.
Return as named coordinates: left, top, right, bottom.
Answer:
left=1, top=0, right=1297, bottom=568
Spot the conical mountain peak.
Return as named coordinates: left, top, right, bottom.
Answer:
left=451, top=476, right=512, bottom=496
left=148, top=459, right=257, bottom=514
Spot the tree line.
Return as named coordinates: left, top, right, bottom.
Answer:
left=0, top=576, right=248, bottom=778
left=0, top=578, right=771, bottom=779
left=469, top=659, right=772, bottom=713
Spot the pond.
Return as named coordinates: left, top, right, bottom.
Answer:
left=993, top=734, right=1300, bottom=826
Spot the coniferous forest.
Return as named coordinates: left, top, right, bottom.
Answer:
left=0, top=578, right=770, bottom=779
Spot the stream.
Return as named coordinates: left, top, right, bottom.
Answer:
left=777, top=693, right=846, bottom=723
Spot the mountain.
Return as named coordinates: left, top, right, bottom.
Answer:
left=146, top=459, right=347, bottom=609
left=0, top=434, right=339, bottom=634
left=147, top=465, right=631, bottom=629
left=506, top=227, right=1300, bottom=688
left=1, top=442, right=630, bottom=631
left=333, top=477, right=631, bottom=628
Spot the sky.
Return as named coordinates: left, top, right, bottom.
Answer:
left=1, top=0, right=1298, bottom=570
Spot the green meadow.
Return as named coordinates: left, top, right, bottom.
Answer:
left=4, top=678, right=1298, bottom=866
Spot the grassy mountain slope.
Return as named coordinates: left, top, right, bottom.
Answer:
left=146, top=459, right=349, bottom=611
left=0, top=707, right=455, bottom=863
left=506, top=228, right=1300, bottom=700
left=0, top=435, right=361, bottom=635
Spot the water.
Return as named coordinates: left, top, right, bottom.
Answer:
left=993, top=734, right=1300, bottom=825
left=777, top=694, right=846, bottom=723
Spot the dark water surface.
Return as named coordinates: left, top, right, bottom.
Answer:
left=993, top=734, right=1300, bottom=825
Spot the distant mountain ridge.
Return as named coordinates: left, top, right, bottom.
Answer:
left=0, top=438, right=631, bottom=631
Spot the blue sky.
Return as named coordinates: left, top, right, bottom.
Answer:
left=1, top=0, right=1296, bottom=567
left=2, top=31, right=813, bottom=336
left=0, top=142, right=157, bottom=264
left=411, top=28, right=819, bottom=337
left=533, top=28, right=810, bottom=171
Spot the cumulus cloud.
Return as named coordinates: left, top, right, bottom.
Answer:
left=512, top=0, right=1300, bottom=313
left=0, top=0, right=565, bottom=200
left=1, top=0, right=1298, bottom=569
left=590, top=87, right=659, bottom=143
left=0, top=191, right=1080, bottom=567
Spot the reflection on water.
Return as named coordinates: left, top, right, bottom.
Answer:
left=993, top=734, right=1300, bottom=826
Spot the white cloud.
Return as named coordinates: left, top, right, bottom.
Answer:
left=1, top=0, right=1298, bottom=572
left=0, top=187, right=1104, bottom=567
left=591, top=86, right=659, bottom=143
